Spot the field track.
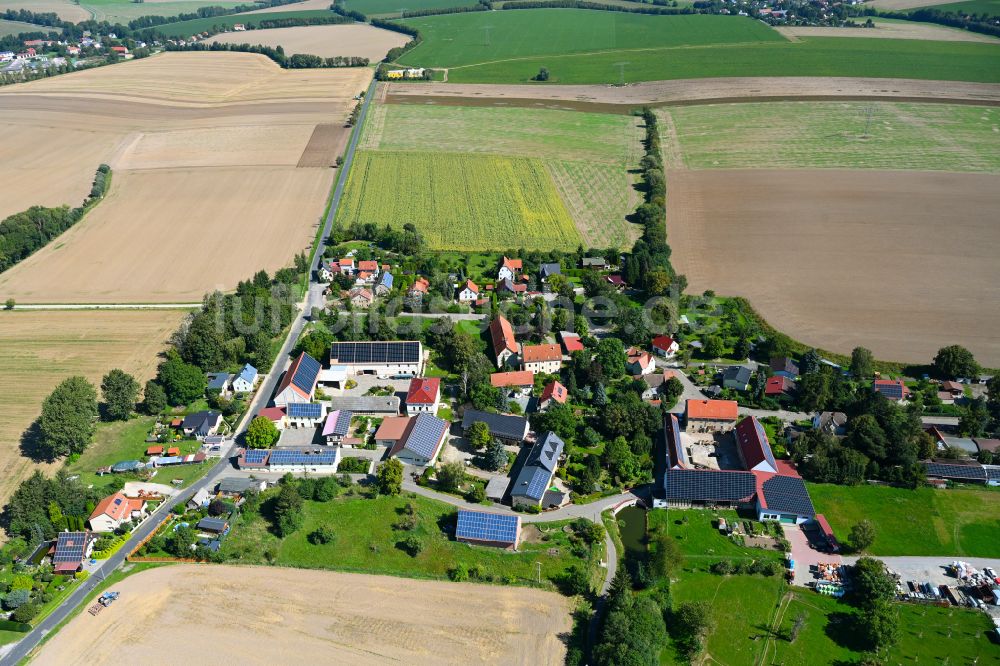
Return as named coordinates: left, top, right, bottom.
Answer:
left=384, top=76, right=1000, bottom=111
left=666, top=168, right=1000, bottom=366
left=35, top=565, right=572, bottom=665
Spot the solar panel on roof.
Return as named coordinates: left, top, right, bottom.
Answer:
left=330, top=341, right=420, bottom=365
left=761, top=475, right=815, bottom=517
left=754, top=419, right=778, bottom=470
left=404, top=413, right=446, bottom=459
left=288, top=402, right=322, bottom=419
left=292, top=354, right=321, bottom=394
left=924, top=461, right=987, bottom=481
left=524, top=467, right=550, bottom=500
left=243, top=449, right=269, bottom=464
left=985, top=466, right=1000, bottom=480
left=268, top=449, right=338, bottom=465
left=456, top=510, right=519, bottom=544
left=875, top=382, right=904, bottom=399
left=53, top=533, right=87, bottom=563
left=663, top=469, right=755, bottom=502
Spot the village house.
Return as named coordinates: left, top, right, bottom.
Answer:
left=406, top=277, right=430, bottom=306
left=273, top=352, right=321, bottom=407
left=231, top=363, right=258, bottom=393
left=735, top=416, right=778, bottom=473
left=489, top=315, right=518, bottom=368
left=769, top=356, right=799, bottom=379
left=497, top=256, right=522, bottom=281
left=765, top=375, right=796, bottom=399
left=462, top=409, right=530, bottom=444
left=405, top=377, right=441, bottom=416
left=560, top=330, right=584, bottom=354
left=457, top=279, right=479, bottom=303
left=349, top=286, right=374, bottom=309
left=626, top=347, right=655, bottom=376
left=374, top=416, right=412, bottom=448
left=581, top=256, right=608, bottom=270
left=605, top=274, right=626, bottom=290
left=181, top=411, right=222, bottom=439
left=338, top=258, right=355, bottom=275
left=873, top=378, right=909, bottom=401
left=539, top=380, right=568, bottom=411
left=258, top=406, right=287, bottom=430
left=329, top=340, right=424, bottom=378
left=685, top=399, right=738, bottom=433
left=722, top=365, right=752, bottom=391
left=286, top=402, right=326, bottom=429
left=651, top=335, right=679, bottom=358
left=521, top=344, right=562, bottom=375
left=510, top=431, right=565, bottom=508
left=374, top=271, right=393, bottom=296
left=389, top=412, right=448, bottom=467
left=88, top=492, right=147, bottom=532
left=813, top=411, right=848, bottom=437
left=321, top=409, right=353, bottom=445
left=490, top=370, right=534, bottom=393
left=539, top=262, right=561, bottom=282
left=206, top=372, right=231, bottom=396
left=218, top=477, right=266, bottom=497
left=51, top=532, right=95, bottom=574
left=497, top=277, right=527, bottom=297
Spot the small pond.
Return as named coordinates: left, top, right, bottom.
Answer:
left=617, top=505, right=648, bottom=556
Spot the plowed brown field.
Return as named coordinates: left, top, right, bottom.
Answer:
left=35, top=565, right=571, bottom=666
left=666, top=168, right=1000, bottom=366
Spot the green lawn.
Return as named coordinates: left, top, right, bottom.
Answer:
left=663, top=102, right=1000, bottom=172
left=917, top=0, right=1000, bottom=14
left=649, top=509, right=785, bottom=562
left=440, top=35, right=1000, bottom=84
left=808, top=483, right=1000, bottom=556
left=153, top=9, right=339, bottom=38
left=343, top=0, right=477, bottom=16
left=222, top=491, right=604, bottom=591
left=80, top=0, right=247, bottom=22
left=397, top=12, right=783, bottom=68
left=360, top=103, right=643, bottom=247
left=335, top=150, right=582, bottom=251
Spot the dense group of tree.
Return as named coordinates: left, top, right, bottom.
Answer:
left=165, top=40, right=368, bottom=69
left=503, top=0, right=690, bottom=13
left=0, top=165, right=110, bottom=272
left=2, top=471, right=102, bottom=542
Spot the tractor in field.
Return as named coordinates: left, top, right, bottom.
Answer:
left=88, top=592, right=120, bottom=616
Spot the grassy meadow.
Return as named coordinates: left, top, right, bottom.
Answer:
left=357, top=103, right=643, bottom=248
left=335, top=150, right=582, bottom=251
left=808, top=483, right=1000, bottom=557
left=153, top=9, right=337, bottom=37
left=920, top=0, right=1000, bottom=13
left=342, top=0, right=477, bottom=15
left=397, top=12, right=783, bottom=68
left=80, top=0, right=247, bottom=22
left=222, top=491, right=605, bottom=591
left=0, top=19, right=45, bottom=37
left=662, top=102, right=1000, bottom=172
left=427, top=32, right=1000, bottom=84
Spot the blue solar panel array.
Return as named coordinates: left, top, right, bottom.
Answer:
left=288, top=402, right=323, bottom=419
left=243, top=449, right=269, bottom=464
left=523, top=467, right=551, bottom=501
left=269, top=449, right=338, bottom=465
left=329, top=410, right=353, bottom=437
left=665, top=414, right=686, bottom=468
left=456, top=510, right=519, bottom=545
left=761, top=475, right=815, bottom=517
left=986, top=466, right=1000, bottom=481
left=924, top=461, right=987, bottom=481
left=752, top=418, right=778, bottom=470
left=330, top=341, right=420, bottom=365
left=874, top=381, right=904, bottom=399
left=292, top=353, right=321, bottom=394
left=404, top=413, right=447, bottom=459
left=663, top=469, right=755, bottom=502
left=53, top=532, right=88, bottom=564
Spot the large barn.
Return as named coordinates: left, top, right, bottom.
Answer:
left=329, top=340, right=424, bottom=378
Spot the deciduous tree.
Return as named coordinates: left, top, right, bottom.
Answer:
left=100, top=368, right=139, bottom=421
left=376, top=458, right=403, bottom=495
left=245, top=416, right=279, bottom=449
left=38, top=376, right=98, bottom=459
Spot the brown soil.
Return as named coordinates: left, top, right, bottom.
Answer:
left=666, top=168, right=1000, bottom=366
left=384, top=77, right=1000, bottom=110
left=776, top=24, right=999, bottom=43
left=297, top=123, right=349, bottom=167
left=208, top=24, right=409, bottom=61
left=35, top=565, right=572, bottom=665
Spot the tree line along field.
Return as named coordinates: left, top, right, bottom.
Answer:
left=808, top=483, right=1000, bottom=557
left=0, top=310, right=186, bottom=504
left=392, top=9, right=1000, bottom=84
left=153, top=9, right=339, bottom=38
left=77, top=0, right=247, bottom=22
left=341, top=0, right=477, bottom=15
left=0, top=18, right=42, bottom=37
left=660, top=102, right=1000, bottom=172
left=349, top=103, right=643, bottom=249
left=336, top=150, right=581, bottom=251
left=397, top=11, right=784, bottom=68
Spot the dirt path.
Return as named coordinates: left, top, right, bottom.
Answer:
left=35, top=565, right=572, bottom=666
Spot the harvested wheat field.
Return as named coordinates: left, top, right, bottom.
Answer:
left=35, top=565, right=571, bottom=666
left=209, top=24, right=409, bottom=60
left=667, top=169, right=1000, bottom=366
left=241, top=0, right=334, bottom=11
left=0, top=52, right=371, bottom=302
left=0, top=309, right=186, bottom=502
left=0, top=0, right=89, bottom=21
left=776, top=23, right=998, bottom=43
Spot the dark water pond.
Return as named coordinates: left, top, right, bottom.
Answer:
left=617, top=505, right=647, bottom=556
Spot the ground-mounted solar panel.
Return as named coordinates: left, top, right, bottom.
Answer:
left=924, top=461, right=987, bottom=481
left=761, top=475, right=815, bottom=517
left=456, top=510, right=519, bottom=544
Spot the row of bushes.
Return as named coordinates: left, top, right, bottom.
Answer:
left=0, top=164, right=110, bottom=273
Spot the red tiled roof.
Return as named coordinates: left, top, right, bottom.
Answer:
left=357, top=260, right=378, bottom=271
left=146, top=445, right=163, bottom=456
left=736, top=416, right=775, bottom=472
left=775, top=459, right=801, bottom=478
left=490, top=371, right=534, bottom=388
left=686, top=399, right=738, bottom=421
left=606, top=275, right=625, bottom=286
left=338, top=258, right=354, bottom=268
left=489, top=316, right=517, bottom=358
left=463, top=279, right=479, bottom=294
left=374, top=416, right=413, bottom=442
left=90, top=492, right=130, bottom=522
left=406, top=377, right=440, bottom=404
left=562, top=336, right=584, bottom=353
left=540, top=381, right=568, bottom=404
left=765, top=375, right=794, bottom=395
left=258, top=406, right=285, bottom=421
left=501, top=256, right=522, bottom=271
left=651, top=335, right=676, bottom=352
left=167, top=447, right=180, bottom=456
left=521, top=344, right=562, bottom=364
left=627, top=347, right=652, bottom=370
left=410, top=277, right=429, bottom=293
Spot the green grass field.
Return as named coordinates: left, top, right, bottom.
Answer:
left=649, top=509, right=786, bottom=562
left=918, top=0, right=1000, bottom=14
left=335, top=150, right=582, bottom=251
left=360, top=103, right=643, bottom=247
left=342, top=0, right=477, bottom=16
left=808, top=483, right=1000, bottom=557
left=222, top=491, right=604, bottom=590
left=662, top=102, right=1000, bottom=172
left=79, top=0, right=248, bottom=22
left=0, top=19, right=45, bottom=37
left=436, top=33, right=1000, bottom=84
left=397, top=11, right=783, bottom=68
left=153, top=9, right=337, bottom=37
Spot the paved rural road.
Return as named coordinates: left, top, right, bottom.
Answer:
left=0, top=78, right=380, bottom=666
